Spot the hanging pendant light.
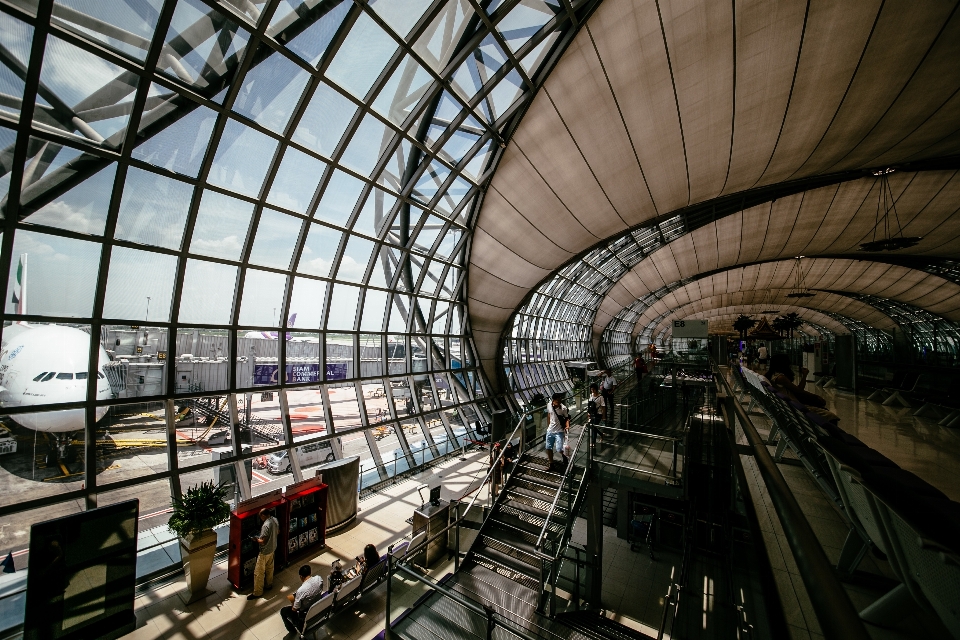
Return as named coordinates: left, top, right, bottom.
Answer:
left=785, top=255, right=815, bottom=298
left=859, top=168, right=922, bottom=251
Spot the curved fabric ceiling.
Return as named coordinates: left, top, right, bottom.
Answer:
left=623, top=258, right=960, bottom=336
left=470, top=0, right=960, bottom=388
left=592, top=171, right=960, bottom=340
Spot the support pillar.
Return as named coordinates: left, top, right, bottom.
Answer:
left=586, top=480, right=603, bottom=607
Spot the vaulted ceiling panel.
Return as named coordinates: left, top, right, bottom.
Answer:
left=660, top=0, right=735, bottom=204
left=759, top=0, right=883, bottom=182
left=509, top=95, right=626, bottom=241
left=797, top=2, right=959, bottom=176
left=588, top=0, right=689, bottom=211
left=542, top=28, right=656, bottom=224
left=470, top=0, right=960, bottom=385
left=722, top=0, right=808, bottom=193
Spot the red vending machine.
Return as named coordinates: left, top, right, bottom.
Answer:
left=228, top=489, right=285, bottom=590
left=282, top=477, right=328, bottom=563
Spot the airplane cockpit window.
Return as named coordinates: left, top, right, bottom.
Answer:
left=55, top=373, right=74, bottom=380
left=32, top=373, right=48, bottom=381
left=41, top=373, right=56, bottom=382
left=76, top=373, right=88, bottom=380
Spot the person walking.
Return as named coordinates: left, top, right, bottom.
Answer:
left=248, top=508, right=279, bottom=600
left=600, top=370, right=617, bottom=425
left=633, top=354, right=648, bottom=394
left=544, top=393, right=570, bottom=472
left=757, top=343, right=768, bottom=368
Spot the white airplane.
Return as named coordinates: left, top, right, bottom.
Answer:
left=0, top=254, right=112, bottom=463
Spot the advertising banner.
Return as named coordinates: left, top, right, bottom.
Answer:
left=253, top=364, right=320, bottom=385
left=252, top=362, right=348, bottom=384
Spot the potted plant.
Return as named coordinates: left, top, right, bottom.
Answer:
left=168, top=481, right=231, bottom=601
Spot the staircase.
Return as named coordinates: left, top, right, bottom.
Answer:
left=388, top=423, right=653, bottom=640
left=180, top=396, right=285, bottom=444
left=553, top=611, right=653, bottom=640
left=466, top=450, right=580, bottom=593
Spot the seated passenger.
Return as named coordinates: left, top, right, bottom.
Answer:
left=356, top=543, right=381, bottom=578
left=764, top=354, right=837, bottom=419
left=280, top=564, right=324, bottom=634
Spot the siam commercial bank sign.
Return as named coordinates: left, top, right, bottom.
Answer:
left=253, top=363, right=349, bottom=385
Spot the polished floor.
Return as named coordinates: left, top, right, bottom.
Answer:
left=736, top=376, right=960, bottom=640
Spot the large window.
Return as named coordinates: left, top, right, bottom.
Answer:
left=0, top=0, right=585, bottom=572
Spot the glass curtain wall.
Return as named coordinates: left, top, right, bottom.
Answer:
left=501, top=216, right=684, bottom=407
left=0, top=0, right=588, bottom=572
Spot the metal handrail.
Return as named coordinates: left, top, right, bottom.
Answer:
left=713, top=366, right=871, bottom=640
left=598, top=424, right=682, bottom=441
left=590, top=458, right=677, bottom=482
left=394, top=405, right=550, bottom=573
left=534, top=412, right=590, bottom=551
left=387, top=559, right=541, bottom=640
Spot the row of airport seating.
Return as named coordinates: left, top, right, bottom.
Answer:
left=298, top=554, right=391, bottom=638
left=860, top=368, right=960, bottom=427
left=735, top=367, right=960, bottom=637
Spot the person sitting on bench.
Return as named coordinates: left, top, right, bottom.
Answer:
left=356, top=543, right=381, bottom=579
left=280, top=565, right=324, bottom=634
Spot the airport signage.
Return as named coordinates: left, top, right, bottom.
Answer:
left=253, top=364, right=319, bottom=384
left=672, top=319, right=708, bottom=338
left=325, top=362, right=348, bottom=380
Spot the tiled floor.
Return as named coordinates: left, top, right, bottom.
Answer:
left=734, top=374, right=959, bottom=640
left=123, top=451, right=489, bottom=640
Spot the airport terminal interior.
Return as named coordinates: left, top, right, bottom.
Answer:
left=0, top=0, right=959, bottom=639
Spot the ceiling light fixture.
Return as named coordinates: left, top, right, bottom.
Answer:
left=859, top=168, right=921, bottom=252
left=785, top=255, right=816, bottom=298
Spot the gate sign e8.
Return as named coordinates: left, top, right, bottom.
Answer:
left=672, top=319, right=708, bottom=338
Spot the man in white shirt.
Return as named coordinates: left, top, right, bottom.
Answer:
left=544, top=393, right=569, bottom=471
left=758, top=343, right=768, bottom=368
left=281, top=564, right=324, bottom=633
left=600, top=370, right=617, bottom=425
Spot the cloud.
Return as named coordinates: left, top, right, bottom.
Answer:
left=336, top=255, right=366, bottom=282
left=191, top=235, right=244, bottom=257
left=301, top=257, right=331, bottom=277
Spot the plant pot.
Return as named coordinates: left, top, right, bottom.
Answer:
left=180, top=529, right=217, bottom=600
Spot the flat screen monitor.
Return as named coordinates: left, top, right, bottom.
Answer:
left=24, top=500, right=139, bottom=640
left=429, top=485, right=441, bottom=505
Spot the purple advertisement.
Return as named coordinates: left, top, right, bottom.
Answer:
left=253, top=364, right=321, bottom=385
left=325, top=362, right=348, bottom=381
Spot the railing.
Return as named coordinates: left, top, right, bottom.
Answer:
left=385, top=558, right=541, bottom=640
left=591, top=425, right=682, bottom=481
left=357, top=431, right=479, bottom=493
left=534, top=414, right=592, bottom=616
left=713, top=366, right=871, bottom=640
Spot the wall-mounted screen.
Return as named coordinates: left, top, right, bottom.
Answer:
left=24, top=500, right=139, bottom=640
